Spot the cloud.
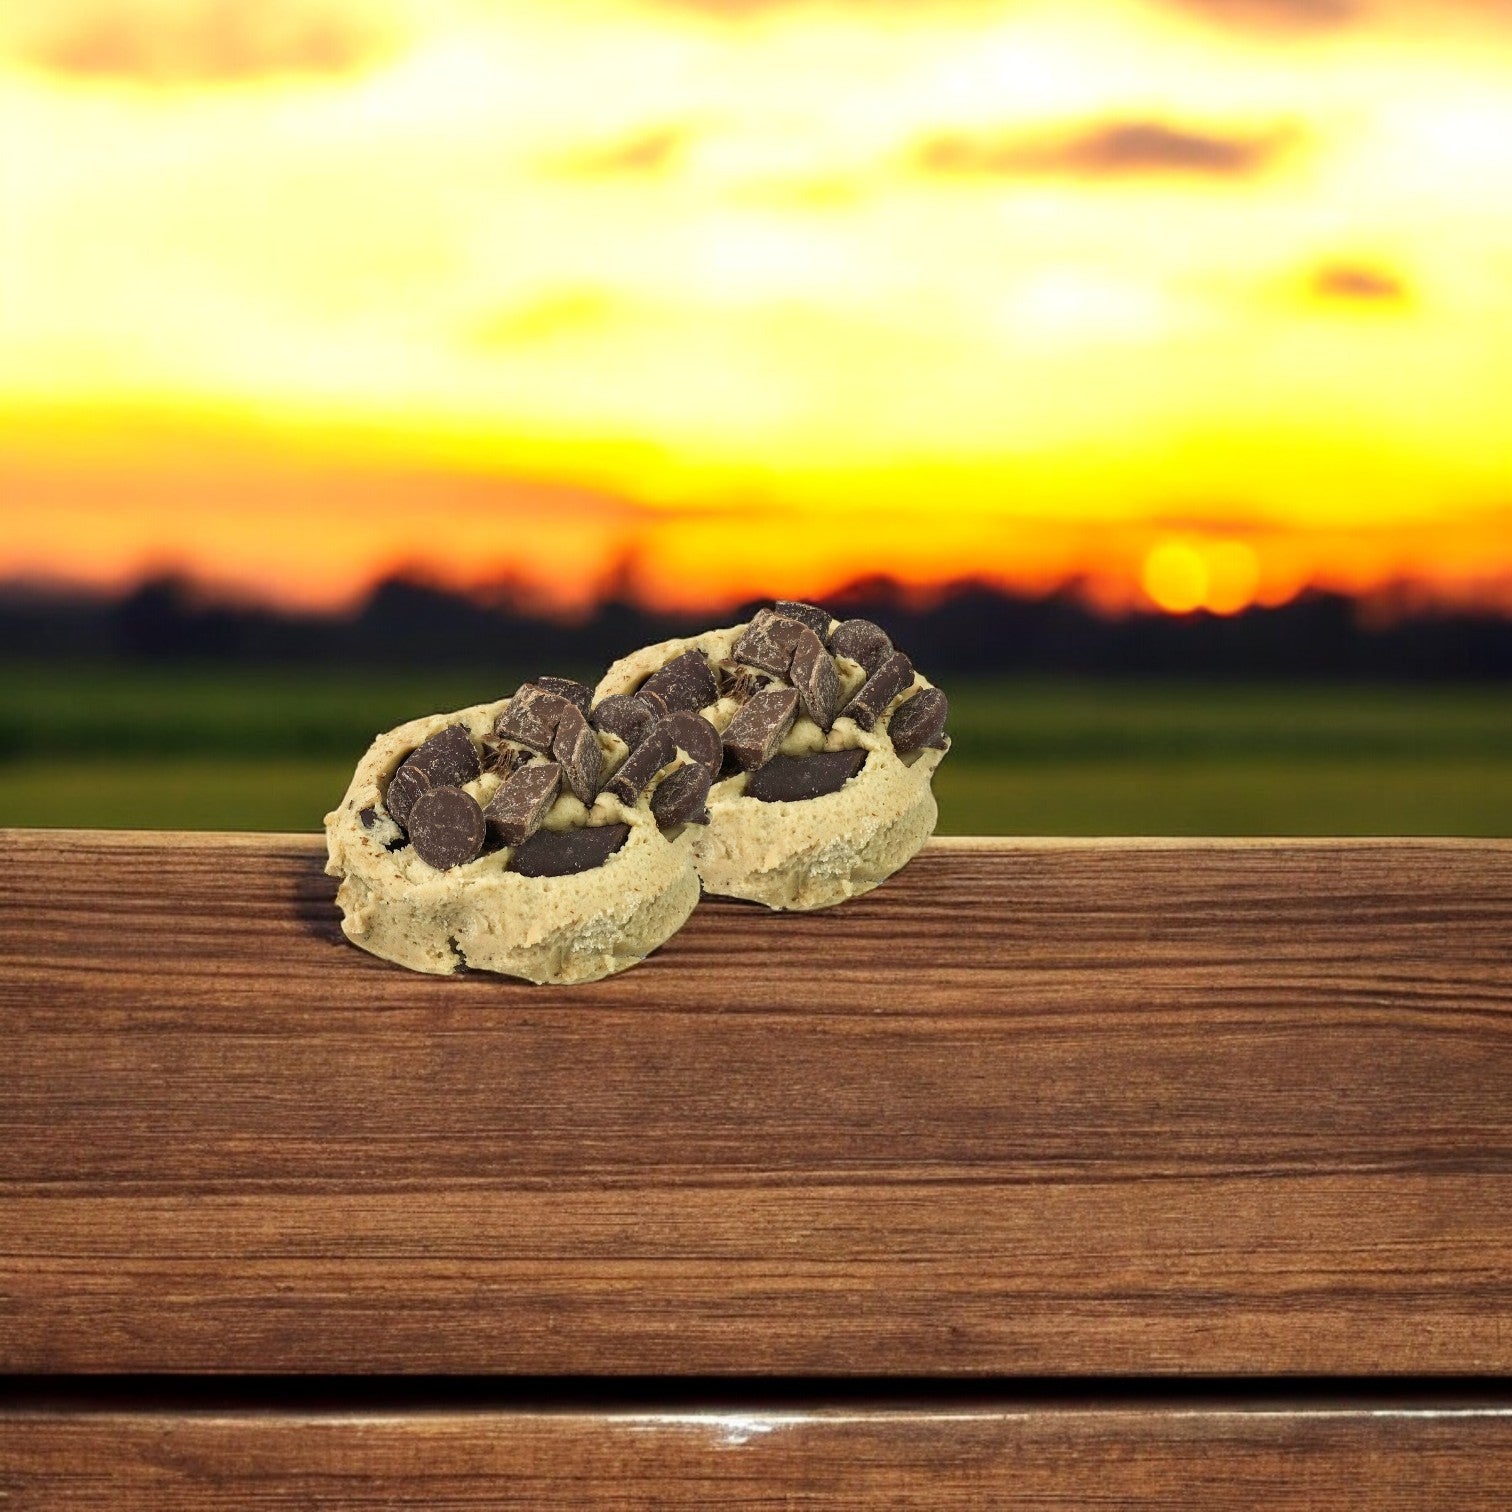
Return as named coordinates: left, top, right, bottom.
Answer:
left=1167, top=0, right=1360, bottom=31
left=8, top=0, right=387, bottom=85
left=1311, top=262, right=1410, bottom=304
left=471, top=290, right=619, bottom=346
left=917, top=120, right=1292, bottom=179
left=564, top=127, right=690, bottom=176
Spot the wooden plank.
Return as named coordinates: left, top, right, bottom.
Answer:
left=2, top=829, right=1510, bottom=1374
left=3, top=1400, right=1510, bottom=1509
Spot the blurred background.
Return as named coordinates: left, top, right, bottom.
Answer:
left=1, top=0, right=1508, bottom=835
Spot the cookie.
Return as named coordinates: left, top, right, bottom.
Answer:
left=594, top=604, right=950, bottom=911
left=323, top=689, right=702, bottom=983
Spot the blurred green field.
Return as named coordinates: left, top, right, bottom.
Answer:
left=0, top=662, right=1507, bottom=835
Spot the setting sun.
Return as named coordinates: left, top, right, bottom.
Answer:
left=2, top=0, right=1510, bottom=613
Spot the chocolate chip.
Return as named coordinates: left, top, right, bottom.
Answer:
left=534, top=676, right=591, bottom=715
left=888, top=686, right=949, bottom=754
left=483, top=762, right=561, bottom=847
left=774, top=600, right=832, bottom=637
left=634, top=688, right=672, bottom=723
left=551, top=704, right=603, bottom=804
left=651, top=763, right=712, bottom=829
left=840, top=651, right=914, bottom=731
left=723, top=685, right=799, bottom=770
left=744, top=748, right=868, bottom=802
left=827, top=618, right=893, bottom=674
left=715, top=659, right=773, bottom=704
left=788, top=626, right=841, bottom=731
left=606, top=720, right=676, bottom=802
left=732, top=609, right=807, bottom=677
left=384, top=761, right=433, bottom=829
left=664, top=710, right=722, bottom=779
left=495, top=685, right=574, bottom=752
left=408, top=786, right=485, bottom=870
left=359, top=806, right=379, bottom=829
left=406, top=724, right=481, bottom=788
left=511, top=822, right=631, bottom=877
left=480, top=734, right=534, bottom=777
left=638, top=650, right=718, bottom=713
left=591, top=694, right=654, bottom=748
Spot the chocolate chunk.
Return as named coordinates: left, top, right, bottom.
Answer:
left=359, top=805, right=379, bottom=829
left=651, top=762, right=712, bottom=829
left=840, top=651, right=914, bottom=731
left=511, top=822, right=630, bottom=877
left=495, top=685, right=574, bottom=753
left=406, top=724, right=481, bottom=788
left=827, top=618, right=893, bottom=674
left=384, top=761, right=433, bottom=829
left=534, top=676, right=591, bottom=715
left=888, top=686, right=949, bottom=754
left=788, top=626, right=841, bottom=731
left=591, top=694, right=654, bottom=749
left=664, top=710, right=722, bottom=779
left=715, top=659, right=773, bottom=704
left=606, top=720, right=676, bottom=802
left=551, top=704, right=603, bottom=804
left=723, top=685, right=799, bottom=771
left=483, top=761, right=561, bottom=847
left=638, top=650, right=718, bottom=714
left=634, top=687, right=671, bottom=723
left=774, top=600, right=832, bottom=637
left=732, top=610, right=807, bottom=678
left=745, top=748, right=868, bottom=803
left=408, top=786, right=485, bottom=870
left=480, top=733, right=534, bottom=776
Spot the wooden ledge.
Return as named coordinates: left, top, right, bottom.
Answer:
left=2, top=831, right=1510, bottom=1374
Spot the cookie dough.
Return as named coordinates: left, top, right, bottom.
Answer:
left=595, top=605, right=949, bottom=910
left=324, top=695, right=701, bottom=983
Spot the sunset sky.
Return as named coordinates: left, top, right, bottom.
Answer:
left=3, top=0, right=1511, bottom=615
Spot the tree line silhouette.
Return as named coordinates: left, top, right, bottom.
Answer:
left=2, top=573, right=1509, bottom=680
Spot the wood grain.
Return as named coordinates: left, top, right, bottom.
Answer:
left=2, top=829, right=1510, bottom=1374
left=3, top=1400, right=1511, bottom=1509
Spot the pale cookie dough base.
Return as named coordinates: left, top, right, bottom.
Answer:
left=596, top=625, right=948, bottom=911
left=324, top=697, right=701, bottom=983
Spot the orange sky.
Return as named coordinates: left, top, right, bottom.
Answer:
left=3, top=0, right=1511, bottom=615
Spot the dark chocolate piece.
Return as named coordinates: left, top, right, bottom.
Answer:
left=788, top=626, right=840, bottom=731
left=774, top=600, right=831, bottom=637
left=634, top=687, right=672, bottom=723
left=384, top=761, right=432, bottom=829
left=511, top=822, right=630, bottom=877
left=551, top=704, right=603, bottom=804
left=715, top=659, right=773, bottom=704
left=591, top=694, right=654, bottom=749
left=495, top=685, right=573, bottom=752
left=722, top=685, right=799, bottom=770
left=534, top=676, right=592, bottom=715
left=407, top=786, right=485, bottom=870
left=359, top=805, right=379, bottom=829
left=839, top=651, right=914, bottom=731
left=827, top=618, right=893, bottom=674
left=888, top=686, right=949, bottom=754
left=480, top=733, right=534, bottom=776
left=406, top=724, right=481, bottom=788
left=745, top=748, right=867, bottom=803
left=732, top=610, right=806, bottom=678
left=483, top=762, right=561, bottom=846
left=664, top=709, right=722, bottom=779
left=651, top=762, right=712, bottom=829
left=638, top=650, right=718, bottom=713
left=606, top=721, right=676, bottom=802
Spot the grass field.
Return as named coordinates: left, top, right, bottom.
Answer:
left=0, top=662, right=1507, bottom=835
